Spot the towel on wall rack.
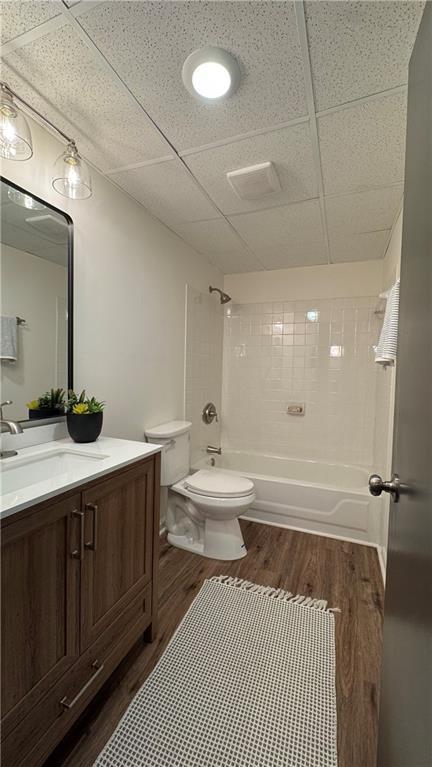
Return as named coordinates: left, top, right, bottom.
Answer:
left=375, top=280, right=400, bottom=366
left=0, top=315, right=18, bottom=363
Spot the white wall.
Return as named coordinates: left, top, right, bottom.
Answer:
left=184, top=286, right=223, bottom=462
left=224, top=260, right=383, bottom=305
left=0, top=244, right=67, bottom=421
left=1, top=117, right=222, bottom=440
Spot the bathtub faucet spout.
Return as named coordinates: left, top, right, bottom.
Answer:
left=207, top=445, right=222, bottom=455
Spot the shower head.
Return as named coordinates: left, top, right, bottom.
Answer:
left=209, top=286, right=232, bottom=304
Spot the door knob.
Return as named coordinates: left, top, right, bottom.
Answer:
left=369, top=473, right=400, bottom=502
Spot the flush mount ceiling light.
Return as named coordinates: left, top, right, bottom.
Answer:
left=0, top=84, right=33, bottom=160
left=0, top=81, right=92, bottom=200
left=182, top=47, right=241, bottom=102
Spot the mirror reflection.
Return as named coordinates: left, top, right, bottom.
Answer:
left=0, top=179, right=72, bottom=423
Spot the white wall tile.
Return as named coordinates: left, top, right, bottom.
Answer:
left=221, top=295, right=380, bottom=466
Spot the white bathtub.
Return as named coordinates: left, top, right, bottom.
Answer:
left=193, top=450, right=381, bottom=545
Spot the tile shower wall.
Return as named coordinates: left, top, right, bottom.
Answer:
left=222, top=296, right=380, bottom=466
left=185, top=286, right=223, bottom=462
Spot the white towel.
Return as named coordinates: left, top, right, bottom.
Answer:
left=375, top=280, right=400, bottom=365
left=0, top=316, right=18, bottom=363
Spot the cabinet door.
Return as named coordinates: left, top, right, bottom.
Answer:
left=1, top=494, right=81, bottom=737
left=81, top=460, right=154, bottom=650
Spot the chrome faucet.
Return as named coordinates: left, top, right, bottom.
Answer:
left=207, top=445, right=222, bottom=455
left=1, top=401, right=23, bottom=458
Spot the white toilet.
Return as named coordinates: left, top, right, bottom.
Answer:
left=145, top=421, right=255, bottom=560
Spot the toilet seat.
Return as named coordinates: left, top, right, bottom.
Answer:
left=183, top=470, right=254, bottom=499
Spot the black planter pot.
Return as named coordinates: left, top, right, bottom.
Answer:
left=67, top=412, right=103, bottom=443
left=29, top=407, right=64, bottom=420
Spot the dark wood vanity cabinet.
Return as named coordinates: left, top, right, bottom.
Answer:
left=0, top=453, right=160, bottom=767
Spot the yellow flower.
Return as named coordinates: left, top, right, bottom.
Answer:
left=27, top=400, right=39, bottom=410
left=72, top=403, right=89, bottom=415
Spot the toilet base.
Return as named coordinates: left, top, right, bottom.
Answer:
left=167, top=518, right=247, bottom=561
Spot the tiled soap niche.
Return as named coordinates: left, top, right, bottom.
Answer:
left=221, top=297, right=381, bottom=467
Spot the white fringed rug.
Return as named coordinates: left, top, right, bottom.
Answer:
left=94, top=576, right=338, bottom=767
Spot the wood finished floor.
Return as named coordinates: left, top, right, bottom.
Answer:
left=45, top=522, right=384, bottom=767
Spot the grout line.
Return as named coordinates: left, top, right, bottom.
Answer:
left=294, top=1, right=331, bottom=265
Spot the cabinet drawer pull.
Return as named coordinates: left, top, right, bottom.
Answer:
left=60, top=660, right=104, bottom=711
left=85, top=502, right=98, bottom=551
left=71, top=510, right=85, bottom=560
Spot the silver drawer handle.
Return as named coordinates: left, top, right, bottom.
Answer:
left=60, top=660, right=104, bottom=711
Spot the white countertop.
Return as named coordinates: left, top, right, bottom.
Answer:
left=0, top=436, right=162, bottom=520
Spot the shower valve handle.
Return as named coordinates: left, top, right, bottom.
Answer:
left=202, top=402, right=218, bottom=424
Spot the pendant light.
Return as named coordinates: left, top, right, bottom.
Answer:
left=0, top=81, right=92, bottom=200
left=0, top=84, right=33, bottom=160
left=52, top=141, right=92, bottom=200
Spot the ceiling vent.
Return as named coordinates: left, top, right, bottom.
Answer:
left=226, top=161, right=281, bottom=201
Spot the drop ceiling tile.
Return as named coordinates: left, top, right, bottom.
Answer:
left=172, top=218, right=245, bottom=254
left=208, top=251, right=264, bottom=275
left=0, top=1, right=60, bottom=45
left=326, top=186, right=402, bottom=264
left=184, top=122, right=317, bottom=215
left=78, top=1, right=307, bottom=151
left=2, top=25, right=170, bottom=172
left=329, top=231, right=391, bottom=264
left=305, top=0, right=425, bottom=111
left=109, top=161, right=218, bottom=226
left=318, top=92, right=407, bottom=195
left=229, top=200, right=327, bottom=270
left=326, top=186, right=403, bottom=234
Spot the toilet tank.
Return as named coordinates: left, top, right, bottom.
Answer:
left=144, top=420, right=192, bottom=486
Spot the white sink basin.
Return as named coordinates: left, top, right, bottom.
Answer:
left=1, top=449, right=109, bottom=495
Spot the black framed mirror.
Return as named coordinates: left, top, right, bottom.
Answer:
left=0, top=177, right=73, bottom=425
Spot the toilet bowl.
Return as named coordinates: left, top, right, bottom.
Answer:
left=145, top=421, right=255, bottom=560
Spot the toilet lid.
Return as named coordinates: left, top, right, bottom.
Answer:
left=184, top=470, right=254, bottom=499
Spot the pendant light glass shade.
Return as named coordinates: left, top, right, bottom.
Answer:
left=0, top=86, right=33, bottom=160
left=52, top=141, right=92, bottom=199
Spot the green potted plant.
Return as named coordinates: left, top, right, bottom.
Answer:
left=27, top=388, right=65, bottom=419
left=66, top=389, right=105, bottom=443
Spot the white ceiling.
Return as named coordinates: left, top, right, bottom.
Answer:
left=0, top=0, right=425, bottom=274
